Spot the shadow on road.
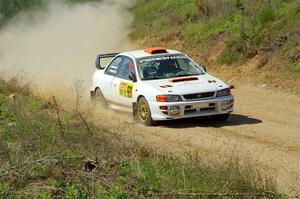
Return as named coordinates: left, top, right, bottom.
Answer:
left=159, top=114, right=263, bottom=128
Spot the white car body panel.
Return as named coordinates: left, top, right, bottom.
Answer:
left=91, top=49, right=234, bottom=121
left=111, top=77, right=133, bottom=106
left=93, top=70, right=114, bottom=101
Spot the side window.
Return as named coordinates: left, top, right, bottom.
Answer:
left=104, top=56, right=123, bottom=76
left=116, top=57, right=135, bottom=80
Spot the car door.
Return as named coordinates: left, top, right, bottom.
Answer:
left=111, top=56, right=136, bottom=107
left=101, top=56, right=123, bottom=102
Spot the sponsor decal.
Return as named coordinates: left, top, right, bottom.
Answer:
left=107, top=65, right=118, bottom=74
left=119, top=81, right=133, bottom=98
left=139, top=55, right=187, bottom=63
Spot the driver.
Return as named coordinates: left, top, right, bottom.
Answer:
left=157, top=59, right=179, bottom=76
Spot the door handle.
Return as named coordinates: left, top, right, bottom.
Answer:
left=112, top=83, right=117, bottom=88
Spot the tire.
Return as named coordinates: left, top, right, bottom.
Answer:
left=211, top=114, right=231, bottom=122
left=136, top=97, right=156, bottom=126
left=95, top=88, right=108, bottom=108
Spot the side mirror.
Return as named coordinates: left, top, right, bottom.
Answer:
left=199, top=64, right=207, bottom=72
left=95, top=55, right=105, bottom=70
left=129, top=72, right=137, bottom=82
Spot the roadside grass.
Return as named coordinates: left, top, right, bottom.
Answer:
left=293, top=62, right=300, bottom=73
left=218, top=51, right=238, bottom=65
left=284, top=61, right=300, bottom=75
left=257, top=6, right=276, bottom=26
left=0, top=77, right=285, bottom=198
left=132, top=0, right=300, bottom=73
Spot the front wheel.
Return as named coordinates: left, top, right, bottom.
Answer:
left=136, top=97, right=156, bottom=126
left=211, top=114, right=231, bottom=122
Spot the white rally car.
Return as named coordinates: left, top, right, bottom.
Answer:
left=91, top=47, right=234, bottom=126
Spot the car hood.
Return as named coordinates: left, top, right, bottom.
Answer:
left=142, top=74, right=228, bottom=94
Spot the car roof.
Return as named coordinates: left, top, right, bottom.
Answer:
left=119, top=48, right=184, bottom=59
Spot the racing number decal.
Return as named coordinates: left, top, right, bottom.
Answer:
left=119, top=82, right=133, bottom=98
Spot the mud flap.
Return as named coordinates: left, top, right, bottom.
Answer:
left=90, top=90, right=96, bottom=102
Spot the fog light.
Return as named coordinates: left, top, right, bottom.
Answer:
left=221, top=100, right=233, bottom=110
left=160, top=106, right=169, bottom=115
left=159, top=106, right=168, bottom=110
left=170, top=106, right=180, bottom=116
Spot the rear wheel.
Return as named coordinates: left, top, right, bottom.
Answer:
left=137, top=97, right=156, bottom=126
left=211, top=114, right=231, bottom=122
left=95, top=88, right=108, bottom=108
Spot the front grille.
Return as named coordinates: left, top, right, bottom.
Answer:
left=183, top=92, right=215, bottom=100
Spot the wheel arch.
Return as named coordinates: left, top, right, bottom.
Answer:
left=136, top=95, right=146, bottom=103
left=94, top=86, right=100, bottom=91
left=132, top=95, right=146, bottom=118
left=134, top=94, right=156, bottom=126
left=91, top=86, right=101, bottom=101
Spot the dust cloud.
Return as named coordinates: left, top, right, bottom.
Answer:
left=0, top=0, right=134, bottom=94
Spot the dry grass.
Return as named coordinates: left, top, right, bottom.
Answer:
left=0, top=77, right=285, bottom=198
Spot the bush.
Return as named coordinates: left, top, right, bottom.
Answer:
left=292, top=62, right=300, bottom=73
left=185, top=19, right=229, bottom=44
left=219, top=51, right=238, bottom=65
left=0, top=77, right=284, bottom=198
left=258, top=6, right=276, bottom=25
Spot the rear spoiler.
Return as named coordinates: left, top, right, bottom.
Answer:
left=95, top=53, right=120, bottom=70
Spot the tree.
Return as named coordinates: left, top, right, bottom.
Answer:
left=0, top=0, right=45, bottom=27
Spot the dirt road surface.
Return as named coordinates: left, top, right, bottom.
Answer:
left=96, top=81, right=300, bottom=196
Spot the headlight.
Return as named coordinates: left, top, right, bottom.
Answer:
left=156, top=95, right=182, bottom=102
left=216, top=88, right=231, bottom=97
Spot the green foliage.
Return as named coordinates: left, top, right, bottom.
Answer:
left=118, top=156, right=281, bottom=198
left=132, top=0, right=300, bottom=71
left=97, top=185, right=111, bottom=199
left=291, top=62, right=300, bottom=73
left=109, top=186, right=127, bottom=199
left=24, top=98, right=45, bottom=111
left=65, top=183, right=79, bottom=199
left=0, top=0, right=45, bottom=26
left=235, top=0, right=243, bottom=8
left=131, top=0, right=199, bottom=39
left=0, top=182, right=10, bottom=195
left=1, top=128, right=16, bottom=143
left=185, top=20, right=226, bottom=43
left=91, top=184, right=128, bottom=199
left=0, top=0, right=102, bottom=27
left=0, top=77, right=283, bottom=198
left=0, top=97, right=16, bottom=124
left=43, top=191, right=51, bottom=199
left=219, top=52, right=238, bottom=65
left=257, top=6, right=276, bottom=25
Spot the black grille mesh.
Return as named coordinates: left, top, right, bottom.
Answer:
left=183, top=92, right=215, bottom=100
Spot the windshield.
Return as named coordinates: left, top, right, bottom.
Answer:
left=136, top=54, right=205, bottom=80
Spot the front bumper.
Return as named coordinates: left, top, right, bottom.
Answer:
left=149, top=95, right=234, bottom=121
